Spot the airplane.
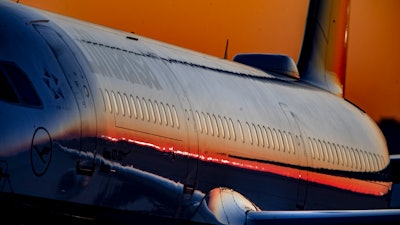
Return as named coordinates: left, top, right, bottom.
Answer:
left=0, top=0, right=399, bottom=224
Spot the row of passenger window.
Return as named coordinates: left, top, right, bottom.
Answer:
left=194, top=110, right=296, bottom=154
left=98, top=88, right=384, bottom=172
left=100, top=88, right=180, bottom=129
left=308, top=137, right=384, bottom=172
left=194, top=108, right=384, bottom=172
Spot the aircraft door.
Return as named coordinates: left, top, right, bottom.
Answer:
left=180, top=98, right=199, bottom=199
left=169, top=90, right=199, bottom=219
left=157, top=62, right=199, bottom=216
left=279, top=102, right=308, bottom=209
left=34, top=24, right=97, bottom=175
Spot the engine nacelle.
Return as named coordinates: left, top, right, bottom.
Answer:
left=206, top=187, right=261, bottom=225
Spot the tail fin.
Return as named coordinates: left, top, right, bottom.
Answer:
left=297, top=0, right=350, bottom=97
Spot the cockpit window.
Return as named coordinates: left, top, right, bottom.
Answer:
left=0, top=66, right=19, bottom=103
left=0, top=61, right=42, bottom=107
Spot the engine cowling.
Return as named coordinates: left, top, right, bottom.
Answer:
left=206, top=187, right=261, bottom=225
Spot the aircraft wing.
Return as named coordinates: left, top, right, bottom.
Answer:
left=247, top=209, right=400, bottom=225
left=195, top=186, right=400, bottom=225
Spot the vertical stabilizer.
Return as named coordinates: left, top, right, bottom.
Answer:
left=297, top=0, right=350, bottom=97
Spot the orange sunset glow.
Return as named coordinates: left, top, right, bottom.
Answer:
left=17, top=0, right=400, bottom=133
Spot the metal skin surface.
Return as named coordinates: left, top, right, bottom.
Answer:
left=0, top=1, right=396, bottom=224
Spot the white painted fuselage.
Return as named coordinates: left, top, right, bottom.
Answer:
left=0, top=1, right=394, bottom=224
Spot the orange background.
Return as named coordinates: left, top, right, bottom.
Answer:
left=18, top=0, right=400, bottom=123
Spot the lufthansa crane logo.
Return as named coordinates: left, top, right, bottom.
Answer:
left=30, top=127, right=53, bottom=176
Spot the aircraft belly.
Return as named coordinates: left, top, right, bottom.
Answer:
left=0, top=134, right=196, bottom=215
left=74, top=134, right=206, bottom=219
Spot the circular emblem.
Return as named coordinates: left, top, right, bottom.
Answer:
left=30, top=127, right=53, bottom=176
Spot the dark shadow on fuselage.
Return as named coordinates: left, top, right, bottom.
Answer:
left=378, top=118, right=400, bottom=155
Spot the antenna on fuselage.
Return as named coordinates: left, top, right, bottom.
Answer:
left=224, top=39, right=229, bottom=59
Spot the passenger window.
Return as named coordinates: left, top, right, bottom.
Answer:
left=218, top=115, right=224, bottom=138
left=142, top=98, right=150, bottom=122
left=124, top=93, right=131, bottom=117
left=246, top=122, right=253, bottom=145
left=105, top=89, right=112, bottom=113
left=327, top=142, right=336, bottom=164
left=359, top=150, right=366, bottom=171
left=99, top=88, right=106, bottom=112
left=159, top=102, right=167, bottom=126
left=260, top=126, right=267, bottom=148
left=223, top=117, right=230, bottom=139
left=367, top=152, right=374, bottom=171
left=333, top=144, right=341, bottom=165
left=166, top=104, right=173, bottom=127
left=354, top=148, right=361, bottom=170
left=345, top=147, right=353, bottom=168
left=268, top=128, right=275, bottom=150
left=148, top=99, right=155, bottom=123
left=309, top=138, right=315, bottom=159
left=212, top=114, right=219, bottom=137
left=111, top=91, right=118, bottom=115
left=272, top=129, right=279, bottom=150
left=229, top=118, right=235, bottom=141
left=282, top=131, right=289, bottom=153
left=279, top=131, right=285, bottom=151
left=341, top=145, right=349, bottom=167
left=172, top=105, right=180, bottom=129
left=147, top=99, right=156, bottom=123
left=201, top=112, right=208, bottom=134
left=313, top=139, right=320, bottom=160
left=195, top=111, right=202, bottom=133
left=317, top=140, right=323, bottom=161
left=154, top=101, right=161, bottom=124
left=257, top=125, right=263, bottom=147
left=237, top=120, right=244, bottom=143
left=207, top=113, right=213, bottom=136
left=117, top=92, right=124, bottom=116
left=136, top=96, right=143, bottom=120
left=130, top=95, right=138, bottom=119
left=0, top=61, right=42, bottom=107
left=287, top=132, right=295, bottom=154
left=262, top=126, right=269, bottom=148
left=253, top=124, right=260, bottom=146
left=322, top=141, right=328, bottom=162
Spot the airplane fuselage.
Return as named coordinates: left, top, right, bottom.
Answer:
left=0, top=1, right=393, bottom=224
